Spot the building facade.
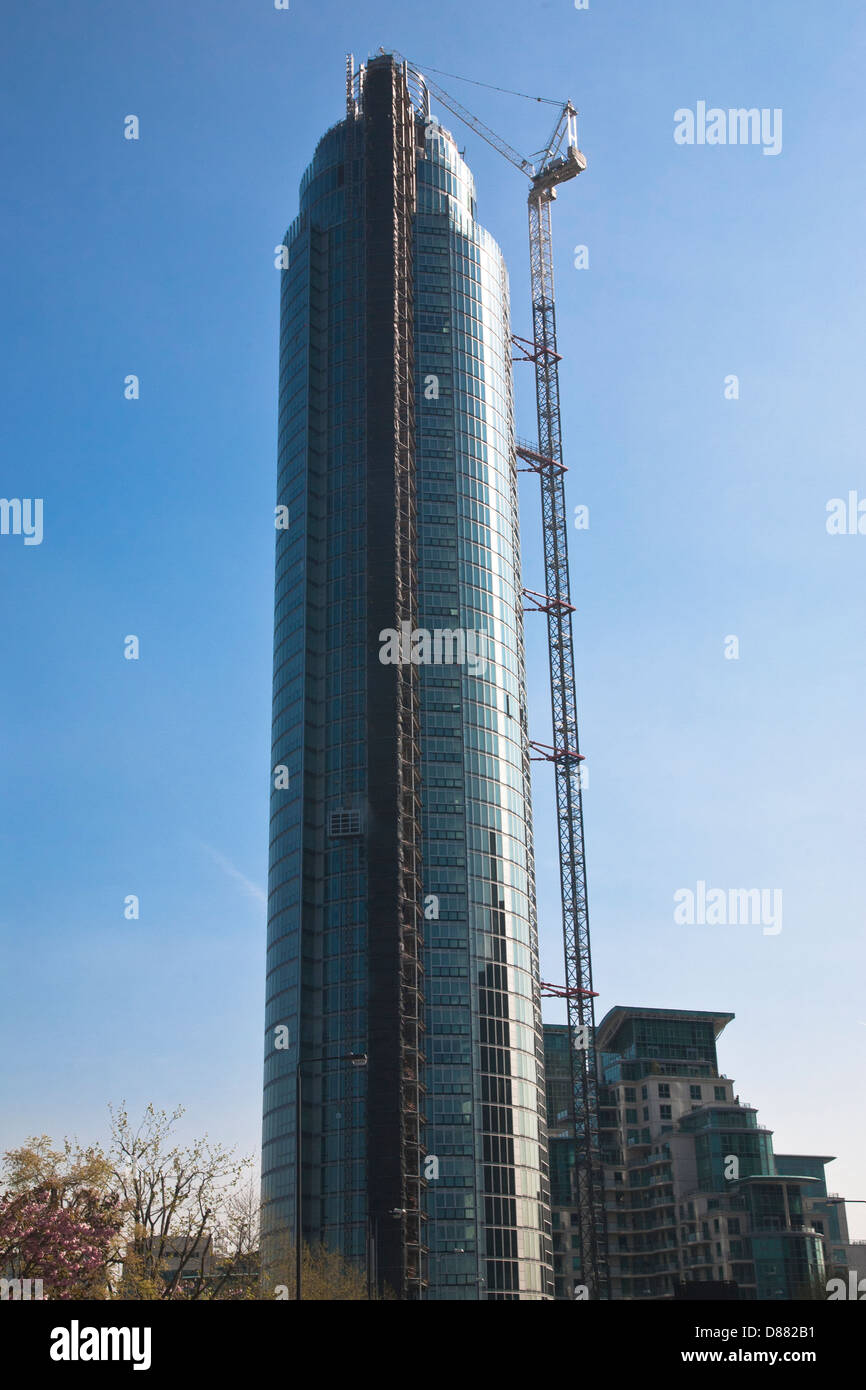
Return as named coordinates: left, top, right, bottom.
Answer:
left=262, top=53, right=552, bottom=1300
left=545, top=1008, right=851, bottom=1300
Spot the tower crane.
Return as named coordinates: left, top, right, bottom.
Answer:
left=397, top=55, right=609, bottom=1300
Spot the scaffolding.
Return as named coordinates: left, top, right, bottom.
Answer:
left=357, top=55, right=428, bottom=1301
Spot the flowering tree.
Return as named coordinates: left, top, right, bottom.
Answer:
left=0, top=1183, right=123, bottom=1299
left=3, top=1116, right=257, bottom=1301
left=3, top=1118, right=368, bottom=1299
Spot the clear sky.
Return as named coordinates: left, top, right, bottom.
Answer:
left=2, top=1, right=864, bottom=1236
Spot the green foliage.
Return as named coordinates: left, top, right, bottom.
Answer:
left=260, top=1233, right=370, bottom=1300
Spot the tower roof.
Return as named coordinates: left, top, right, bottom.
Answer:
left=596, top=1005, right=735, bottom=1053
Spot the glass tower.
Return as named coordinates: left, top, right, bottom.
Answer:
left=262, top=53, right=552, bottom=1301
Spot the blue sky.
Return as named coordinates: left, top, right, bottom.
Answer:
left=2, top=0, right=864, bottom=1234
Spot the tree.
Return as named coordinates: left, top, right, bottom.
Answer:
left=108, top=1102, right=255, bottom=1300
left=0, top=1183, right=123, bottom=1299
left=3, top=1110, right=257, bottom=1301
left=260, top=1233, right=370, bottom=1300
left=1, top=1117, right=377, bottom=1300
left=3, top=1134, right=113, bottom=1200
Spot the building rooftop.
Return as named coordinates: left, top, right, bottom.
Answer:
left=596, top=1005, right=735, bottom=1053
left=775, top=1153, right=837, bottom=1164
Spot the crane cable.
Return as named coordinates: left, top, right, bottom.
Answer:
left=419, top=63, right=562, bottom=106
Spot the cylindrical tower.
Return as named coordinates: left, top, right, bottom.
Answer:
left=262, top=54, right=552, bottom=1300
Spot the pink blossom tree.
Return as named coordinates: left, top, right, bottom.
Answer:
left=0, top=1183, right=123, bottom=1299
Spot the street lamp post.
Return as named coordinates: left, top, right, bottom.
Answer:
left=295, top=1049, right=367, bottom=1302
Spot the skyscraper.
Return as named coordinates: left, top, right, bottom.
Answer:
left=261, top=53, right=552, bottom=1300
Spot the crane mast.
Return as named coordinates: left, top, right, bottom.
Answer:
left=392, top=52, right=608, bottom=1299
left=525, top=168, right=609, bottom=1300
